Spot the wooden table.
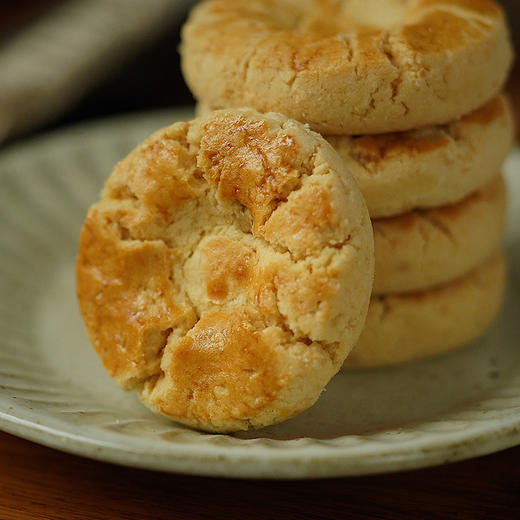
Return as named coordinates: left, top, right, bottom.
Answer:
left=1, top=4, right=520, bottom=518
left=1, top=430, right=520, bottom=520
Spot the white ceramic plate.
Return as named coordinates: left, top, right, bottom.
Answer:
left=1, top=110, right=519, bottom=479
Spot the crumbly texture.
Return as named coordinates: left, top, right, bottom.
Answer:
left=198, top=95, right=513, bottom=218
left=373, top=175, right=505, bottom=294
left=76, top=109, right=374, bottom=432
left=182, top=0, right=512, bottom=135
left=345, top=252, right=505, bottom=369
left=328, top=95, right=513, bottom=218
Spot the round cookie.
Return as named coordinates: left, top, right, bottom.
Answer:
left=182, top=0, right=512, bottom=135
left=76, top=109, right=374, bottom=432
left=373, top=175, right=505, bottom=294
left=328, top=95, right=513, bottom=218
left=344, top=252, right=505, bottom=369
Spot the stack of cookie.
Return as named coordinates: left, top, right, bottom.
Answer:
left=181, top=0, right=514, bottom=368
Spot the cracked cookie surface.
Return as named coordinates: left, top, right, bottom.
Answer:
left=328, top=95, right=513, bottom=218
left=345, top=251, right=505, bottom=369
left=76, top=109, right=374, bottom=432
left=182, top=0, right=512, bottom=135
left=372, top=175, right=505, bottom=294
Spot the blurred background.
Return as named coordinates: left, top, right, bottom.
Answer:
left=0, top=0, right=518, bottom=147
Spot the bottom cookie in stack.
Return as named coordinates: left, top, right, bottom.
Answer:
left=344, top=252, right=506, bottom=369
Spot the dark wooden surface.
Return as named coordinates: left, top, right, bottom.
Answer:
left=1, top=3, right=520, bottom=519
left=1, top=430, right=520, bottom=520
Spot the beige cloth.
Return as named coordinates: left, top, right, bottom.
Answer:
left=0, top=0, right=195, bottom=142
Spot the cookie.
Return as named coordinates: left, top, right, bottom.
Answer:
left=344, top=252, right=505, bottom=369
left=373, top=175, right=505, bottom=294
left=76, top=109, right=374, bottom=432
left=328, top=95, right=513, bottom=218
left=182, top=0, right=512, bottom=135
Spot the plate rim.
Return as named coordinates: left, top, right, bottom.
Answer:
left=2, top=410, right=520, bottom=479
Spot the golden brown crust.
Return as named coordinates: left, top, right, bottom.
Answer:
left=345, top=252, right=506, bottom=369
left=332, top=94, right=513, bottom=218
left=182, top=0, right=512, bottom=134
left=324, top=94, right=514, bottom=217
left=144, top=310, right=284, bottom=425
left=372, top=175, right=506, bottom=294
left=198, top=116, right=304, bottom=231
left=106, top=121, right=200, bottom=222
left=76, top=108, right=374, bottom=432
left=201, top=238, right=254, bottom=302
left=75, top=209, right=196, bottom=389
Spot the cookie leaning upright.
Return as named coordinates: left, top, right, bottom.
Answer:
left=76, top=109, right=374, bottom=432
left=181, top=0, right=512, bottom=135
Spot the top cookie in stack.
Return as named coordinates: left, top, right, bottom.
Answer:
left=182, top=0, right=514, bottom=368
left=182, top=0, right=511, bottom=134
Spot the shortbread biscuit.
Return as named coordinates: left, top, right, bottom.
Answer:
left=345, top=252, right=505, bottom=369
left=76, top=109, right=374, bottom=432
left=182, top=0, right=512, bottom=135
left=373, top=175, right=505, bottom=294
left=328, top=95, right=513, bottom=218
